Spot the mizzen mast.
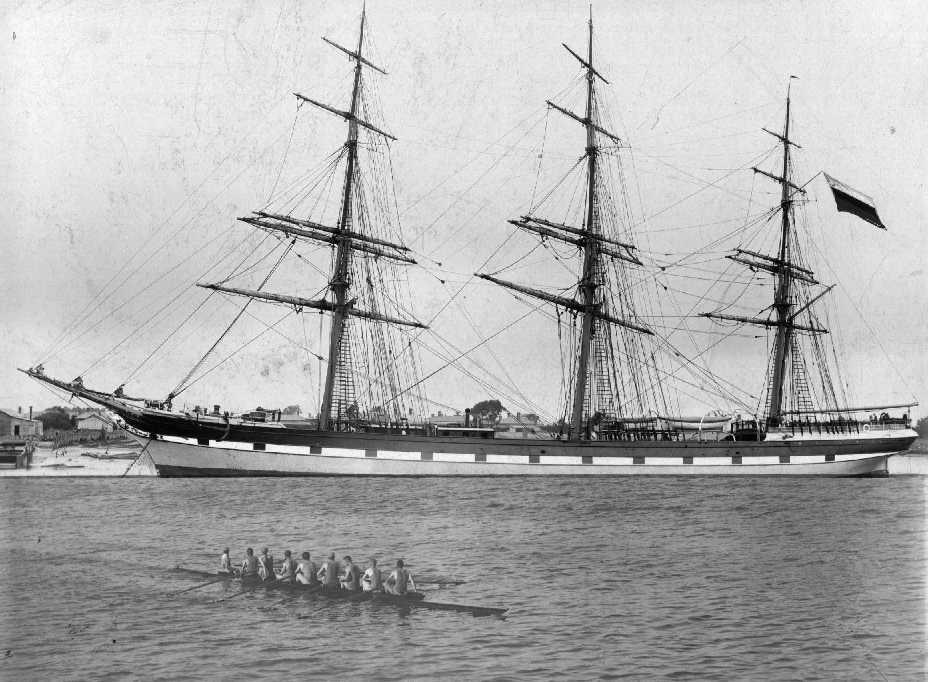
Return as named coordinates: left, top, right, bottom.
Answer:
left=765, top=86, right=803, bottom=426
left=702, top=81, right=834, bottom=425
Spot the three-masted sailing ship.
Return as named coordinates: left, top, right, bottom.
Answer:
left=23, top=10, right=917, bottom=476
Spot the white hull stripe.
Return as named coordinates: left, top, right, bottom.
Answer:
left=153, top=435, right=898, bottom=471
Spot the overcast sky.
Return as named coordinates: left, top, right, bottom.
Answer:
left=1, top=0, right=925, bottom=419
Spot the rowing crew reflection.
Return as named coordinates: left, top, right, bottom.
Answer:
left=220, top=547, right=416, bottom=594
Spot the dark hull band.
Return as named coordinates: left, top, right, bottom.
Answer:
left=153, top=464, right=889, bottom=478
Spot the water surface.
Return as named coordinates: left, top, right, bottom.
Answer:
left=1, top=473, right=924, bottom=679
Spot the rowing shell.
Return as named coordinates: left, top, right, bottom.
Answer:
left=174, top=567, right=507, bottom=617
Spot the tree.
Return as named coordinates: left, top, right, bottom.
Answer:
left=38, top=406, right=74, bottom=431
left=282, top=404, right=301, bottom=416
left=470, top=399, right=506, bottom=424
left=916, top=416, right=928, bottom=438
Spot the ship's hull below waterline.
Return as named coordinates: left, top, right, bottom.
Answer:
left=134, top=431, right=918, bottom=477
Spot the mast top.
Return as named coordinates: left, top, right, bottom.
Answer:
left=320, top=5, right=387, bottom=75
left=561, top=6, right=609, bottom=84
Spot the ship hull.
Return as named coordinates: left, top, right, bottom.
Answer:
left=135, top=430, right=916, bottom=477
left=18, top=375, right=913, bottom=476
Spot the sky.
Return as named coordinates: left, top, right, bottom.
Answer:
left=1, top=0, right=926, bottom=420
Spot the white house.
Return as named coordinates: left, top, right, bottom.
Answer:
left=76, top=413, right=115, bottom=432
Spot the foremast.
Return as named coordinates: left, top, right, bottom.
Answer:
left=321, top=8, right=365, bottom=431
left=197, top=6, right=426, bottom=431
left=478, top=13, right=651, bottom=441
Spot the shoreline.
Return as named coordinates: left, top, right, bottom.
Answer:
left=0, top=441, right=156, bottom=477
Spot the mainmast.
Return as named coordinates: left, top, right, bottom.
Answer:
left=570, top=13, right=600, bottom=440
left=477, top=12, right=651, bottom=441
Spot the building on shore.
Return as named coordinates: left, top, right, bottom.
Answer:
left=75, top=412, right=115, bottom=432
left=0, top=407, right=43, bottom=439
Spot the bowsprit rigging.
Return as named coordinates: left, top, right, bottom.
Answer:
left=22, top=9, right=917, bottom=476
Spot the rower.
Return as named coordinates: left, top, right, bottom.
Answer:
left=258, top=547, right=275, bottom=581
left=277, top=550, right=296, bottom=583
left=384, top=559, right=416, bottom=595
left=295, top=551, right=317, bottom=585
left=340, top=556, right=361, bottom=591
left=240, top=547, right=258, bottom=579
left=317, top=552, right=339, bottom=591
left=361, top=557, right=382, bottom=592
left=219, top=547, right=233, bottom=575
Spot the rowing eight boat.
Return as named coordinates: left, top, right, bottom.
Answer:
left=173, top=567, right=508, bottom=617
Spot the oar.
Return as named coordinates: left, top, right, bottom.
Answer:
left=173, top=565, right=243, bottom=578
left=415, top=600, right=508, bottom=617
left=212, top=588, right=253, bottom=604
left=169, top=576, right=231, bottom=595
left=415, top=579, right=466, bottom=588
left=368, top=591, right=508, bottom=617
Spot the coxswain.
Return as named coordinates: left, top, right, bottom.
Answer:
left=240, top=548, right=258, bottom=579
left=218, top=547, right=233, bottom=575
left=295, top=552, right=317, bottom=585
left=317, top=552, right=340, bottom=591
left=361, top=558, right=382, bottom=592
left=384, top=559, right=416, bottom=596
left=277, top=550, right=296, bottom=583
left=258, top=547, right=275, bottom=581
left=340, top=556, right=361, bottom=591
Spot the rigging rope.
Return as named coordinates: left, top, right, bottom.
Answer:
left=266, top=106, right=301, bottom=203
left=170, top=241, right=295, bottom=400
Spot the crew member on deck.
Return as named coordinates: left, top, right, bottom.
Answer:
left=241, top=548, right=258, bottom=579
left=219, top=548, right=233, bottom=575
left=317, top=553, right=339, bottom=591
left=277, top=550, right=296, bottom=583
left=295, top=552, right=317, bottom=585
left=384, top=559, right=416, bottom=595
left=340, top=556, right=361, bottom=591
left=362, top=558, right=382, bottom=592
left=258, top=547, right=275, bottom=581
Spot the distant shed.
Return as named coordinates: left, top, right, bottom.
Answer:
left=76, top=414, right=115, bottom=432
left=0, top=408, right=43, bottom=439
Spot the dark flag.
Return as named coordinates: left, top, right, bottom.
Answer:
left=823, top=173, right=886, bottom=229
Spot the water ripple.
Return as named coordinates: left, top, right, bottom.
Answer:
left=0, top=474, right=924, bottom=679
